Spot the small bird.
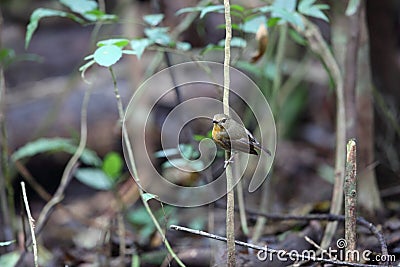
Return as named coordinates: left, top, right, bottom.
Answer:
left=212, top=113, right=271, bottom=167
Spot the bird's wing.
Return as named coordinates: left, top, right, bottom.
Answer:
left=244, top=128, right=258, bottom=144
left=242, top=129, right=272, bottom=156
left=230, top=137, right=258, bottom=155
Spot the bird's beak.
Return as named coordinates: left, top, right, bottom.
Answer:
left=212, top=120, right=218, bottom=124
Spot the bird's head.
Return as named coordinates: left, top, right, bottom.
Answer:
left=212, top=114, right=231, bottom=129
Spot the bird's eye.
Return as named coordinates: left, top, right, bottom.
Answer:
left=221, top=118, right=227, bottom=123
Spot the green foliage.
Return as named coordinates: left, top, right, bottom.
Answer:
left=25, top=8, right=84, bottom=49
left=59, top=0, right=98, bottom=20
left=143, top=14, right=165, bottom=26
left=176, top=5, right=224, bottom=19
left=288, top=28, right=307, bottom=46
left=0, top=240, right=15, bottom=247
left=25, top=0, right=117, bottom=49
left=298, top=0, right=329, bottom=22
left=130, top=39, right=154, bottom=59
left=93, top=45, right=123, bottom=67
left=218, top=37, right=247, bottom=48
left=154, top=144, right=206, bottom=171
left=0, top=48, right=16, bottom=68
left=75, top=168, right=114, bottom=190
left=127, top=205, right=177, bottom=244
left=11, top=138, right=102, bottom=166
left=0, top=251, right=19, bottom=267
left=241, top=16, right=267, bottom=34
left=142, top=193, right=158, bottom=202
left=144, top=27, right=172, bottom=46
left=0, top=48, right=42, bottom=69
left=131, top=255, right=140, bottom=267
left=75, top=152, right=124, bottom=190
left=102, top=152, right=123, bottom=180
left=97, top=39, right=130, bottom=48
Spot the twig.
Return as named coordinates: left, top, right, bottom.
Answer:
left=222, top=0, right=235, bottom=265
left=345, top=139, right=357, bottom=261
left=117, top=212, right=126, bottom=267
left=170, top=224, right=380, bottom=267
left=20, top=182, right=38, bottom=267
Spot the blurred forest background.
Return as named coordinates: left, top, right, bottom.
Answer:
left=0, top=0, right=399, bottom=266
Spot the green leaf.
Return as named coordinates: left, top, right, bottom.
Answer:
left=0, top=251, right=20, bottom=267
left=200, top=44, right=224, bottom=55
left=288, top=28, right=307, bottom=45
left=272, top=8, right=303, bottom=28
left=230, top=4, right=245, bottom=12
left=11, top=138, right=101, bottom=166
left=345, top=0, right=360, bottom=16
left=127, top=207, right=152, bottom=225
left=200, top=5, right=224, bottom=18
left=193, top=134, right=206, bottom=141
left=0, top=240, right=15, bottom=247
left=298, top=0, right=329, bottom=22
left=241, top=16, right=267, bottom=34
left=273, top=0, right=297, bottom=14
left=180, top=144, right=194, bottom=159
left=175, top=6, right=204, bottom=16
left=142, top=193, right=158, bottom=202
left=85, top=10, right=118, bottom=21
left=218, top=37, right=247, bottom=48
left=93, top=45, right=123, bottom=67
left=176, top=41, right=192, bottom=51
left=143, top=14, right=164, bottom=26
left=122, top=50, right=137, bottom=55
left=144, top=27, right=171, bottom=46
left=130, top=38, right=153, bottom=59
left=59, top=0, right=98, bottom=15
left=131, top=254, right=140, bottom=267
left=75, top=168, right=113, bottom=190
left=97, top=39, right=129, bottom=48
left=162, top=158, right=204, bottom=171
left=267, top=17, right=281, bottom=27
left=255, top=5, right=273, bottom=13
left=25, top=8, right=85, bottom=49
left=102, top=152, right=123, bottom=179
left=154, top=147, right=180, bottom=158
left=0, top=48, right=16, bottom=66
left=74, top=148, right=102, bottom=166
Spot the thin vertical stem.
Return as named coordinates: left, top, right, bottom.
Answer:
left=223, top=0, right=235, bottom=265
left=21, top=182, right=38, bottom=267
left=345, top=139, right=357, bottom=261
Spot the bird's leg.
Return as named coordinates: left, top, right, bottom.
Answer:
left=224, top=152, right=236, bottom=168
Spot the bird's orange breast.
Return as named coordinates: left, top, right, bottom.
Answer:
left=212, top=124, right=231, bottom=150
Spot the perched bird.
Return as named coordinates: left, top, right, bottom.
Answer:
left=212, top=113, right=271, bottom=167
